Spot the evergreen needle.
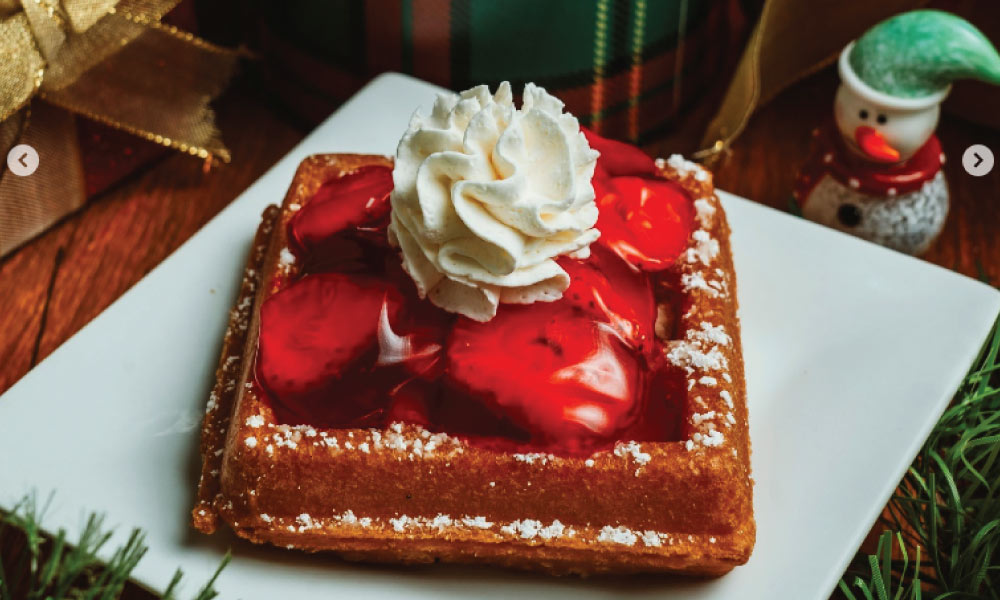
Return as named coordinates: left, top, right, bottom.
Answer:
left=0, top=494, right=228, bottom=599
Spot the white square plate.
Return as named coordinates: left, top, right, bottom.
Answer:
left=1, top=74, right=997, bottom=600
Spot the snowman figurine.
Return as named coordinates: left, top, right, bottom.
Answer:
left=795, top=10, right=1000, bottom=255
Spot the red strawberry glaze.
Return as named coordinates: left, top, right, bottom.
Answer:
left=288, top=165, right=393, bottom=254
left=255, top=147, right=697, bottom=456
left=446, top=302, right=643, bottom=453
left=559, top=244, right=655, bottom=356
left=594, top=175, right=697, bottom=271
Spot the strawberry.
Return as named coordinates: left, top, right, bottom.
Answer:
left=595, top=175, right=696, bottom=271
left=256, top=273, right=402, bottom=424
left=287, top=165, right=394, bottom=256
left=256, top=269, right=454, bottom=427
left=559, top=245, right=655, bottom=353
left=446, top=302, right=641, bottom=451
left=582, top=127, right=656, bottom=177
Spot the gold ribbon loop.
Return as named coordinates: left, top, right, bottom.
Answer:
left=1, top=0, right=233, bottom=157
left=0, top=14, right=45, bottom=121
left=0, top=0, right=236, bottom=256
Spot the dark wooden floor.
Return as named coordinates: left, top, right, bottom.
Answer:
left=1, top=67, right=997, bottom=597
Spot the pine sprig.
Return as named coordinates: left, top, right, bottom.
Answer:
left=839, top=531, right=923, bottom=600
left=0, top=493, right=228, bottom=599
left=840, top=318, right=1000, bottom=599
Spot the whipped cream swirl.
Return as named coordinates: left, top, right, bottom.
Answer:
left=388, top=82, right=601, bottom=322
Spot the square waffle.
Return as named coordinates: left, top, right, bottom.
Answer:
left=192, top=153, right=753, bottom=576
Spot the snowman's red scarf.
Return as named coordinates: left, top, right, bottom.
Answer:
left=795, top=122, right=943, bottom=201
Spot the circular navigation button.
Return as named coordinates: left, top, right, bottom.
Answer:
left=6, top=144, right=39, bottom=177
left=962, top=144, right=994, bottom=177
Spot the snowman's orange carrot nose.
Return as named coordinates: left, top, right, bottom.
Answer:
left=854, top=125, right=900, bottom=162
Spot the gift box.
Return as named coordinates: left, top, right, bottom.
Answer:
left=199, top=0, right=754, bottom=152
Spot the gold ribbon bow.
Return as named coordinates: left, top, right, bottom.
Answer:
left=0, top=0, right=238, bottom=256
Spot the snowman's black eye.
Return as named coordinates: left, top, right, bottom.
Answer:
left=838, top=204, right=862, bottom=228
left=877, top=114, right=888, bottom=125
left=859, top=109, right=869, bottom=120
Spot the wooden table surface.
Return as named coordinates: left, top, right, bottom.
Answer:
left=0, top=68, right=997, bottom=597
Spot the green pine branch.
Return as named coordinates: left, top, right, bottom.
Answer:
left=0, top=493, right=228, bottom=600
left=840, top=531, right=923, bottom=600
left=839, top=317, right=1000, bottom=599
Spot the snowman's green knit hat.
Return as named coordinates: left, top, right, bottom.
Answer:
left=848, top=10, right=1000, bottom=99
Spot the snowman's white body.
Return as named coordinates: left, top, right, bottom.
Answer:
left=802, top=171, right=948, bottom=255
left=799, top=45, right=955, bottom=255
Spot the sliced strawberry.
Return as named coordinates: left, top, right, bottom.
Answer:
left=582, top=128, right=656, bottom=177
left=559, top=245, right=655, bottom=353
left=595, top=175, right=696, bottom=271
left=256, top=273, right=402, bottom=423
left=446, top=303, right=641, bottom=451
left=287, top=165, right=394, bottom=256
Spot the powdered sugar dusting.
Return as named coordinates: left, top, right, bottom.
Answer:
left=614, top=441, right=651, bottom=465
left=667, top=316, right=736, bottom=450
left=243, top=510, right=710, bottom=550
left=685, top=229, right=720, bottom=266
left=271, top=427, right=300, bottom=450
left=691, top=411, right=716, bottom=425
left=512, top=452, right=555, bottom=465
left=389, top=515, right=410, bottom=532
left=703, top=428, right=725, bottom=447
left=461, top=516, right=493, bottom=529
left=681, top=272, right=718, bottom=297
left=667, top=341, right=726, bottom=373
left=205, top=391, right=219, bottom=414
left=296, top=513, right=316, bottom=531
left=694, top=197, right=716, bottom=225
left=598, top=525, right=638, bottom=546
left=501, top=519, right=574, bottom=540
left=664, top=154, right=706, bottom=181
left=699, top=322, right=731, bottom=346
left=642, top=530, right=663, bottom=547
left=370, top=423, right=464, bottom=459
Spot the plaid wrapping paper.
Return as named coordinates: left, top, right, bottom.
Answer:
left=242, top=0, right=753, bottom=149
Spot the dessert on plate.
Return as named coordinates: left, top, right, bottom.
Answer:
left=192, top=82, right=753, bottom=576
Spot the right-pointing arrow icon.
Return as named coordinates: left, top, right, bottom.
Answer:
left=963, top=145, right=994, bottom=177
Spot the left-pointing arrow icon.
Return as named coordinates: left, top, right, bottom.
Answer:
left=6, top=144, right=38, bottom=176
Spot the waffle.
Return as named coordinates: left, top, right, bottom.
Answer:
left=192, top=153, right=753, bottom=576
